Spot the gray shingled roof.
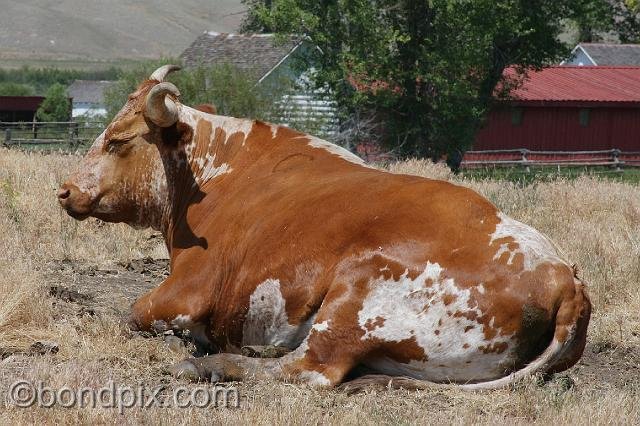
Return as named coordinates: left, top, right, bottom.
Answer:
left=180, top=32, right=301, bottom=80
left=67, top=80, right=116, bottom=104
left=579, top=43, right=640, bottom=66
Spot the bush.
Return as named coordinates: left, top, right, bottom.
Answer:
left=36, top=83, right=71, bottom=122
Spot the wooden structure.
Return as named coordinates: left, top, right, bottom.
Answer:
left=0, top=96, right=45, bottom=122
left=474, top=66, right=640, bottom=153
left=1, top=121, right=102, bottom=150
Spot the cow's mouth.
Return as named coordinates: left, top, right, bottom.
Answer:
left=64, top=209, right=91, bottom=221
left=59, top=198, right=95, bottom=221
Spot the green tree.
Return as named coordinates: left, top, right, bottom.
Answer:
left=571, top=0, right=615, bottom=42
left=613, top=0, right=640, bottom=42
left=36, top=83, right=71, bottom=122
left=244, top=0, right=615, bottom=167
left=241, top=0, right=274, bottom=32
left=0, top=82, right=35, bottom=96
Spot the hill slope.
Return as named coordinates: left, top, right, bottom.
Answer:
left=0, top=0, right=245, bottom=66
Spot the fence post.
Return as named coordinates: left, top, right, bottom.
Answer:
left=521, top=149, right=530, bottom=173
left=68, top=122, right=76, bottom=147
left=612, top=149, right=621, bottom=171
left=4, top=128, right=10, bottom=146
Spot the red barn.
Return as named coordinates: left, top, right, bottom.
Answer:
left=474, top=66, right=640, bottom=152
left=0, top=96, right=45, bottom=122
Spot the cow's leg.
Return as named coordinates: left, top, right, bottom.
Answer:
left=168, top=337, right=359, bottom=387
left=168, top=353, right=279, bottom=383
left=169, top=279, right=375, bottom=387
left=126, top=275, right=211, bottom=342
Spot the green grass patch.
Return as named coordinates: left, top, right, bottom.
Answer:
left=462, top=166, right=640, bottom=185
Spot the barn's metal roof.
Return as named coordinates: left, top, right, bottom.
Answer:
left=504, top=66, right=640, bottom=104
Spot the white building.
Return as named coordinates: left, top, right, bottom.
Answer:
left=67, top=80, right=115, bottom=118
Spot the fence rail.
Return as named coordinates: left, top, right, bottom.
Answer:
left=461, top=148, right=640, bottom=170
left=1, top=121, right=103, bottom=151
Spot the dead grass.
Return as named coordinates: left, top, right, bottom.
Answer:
left=0, top=149, right=638, bottom=424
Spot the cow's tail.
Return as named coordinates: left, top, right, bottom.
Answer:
left=340, top=278, right=591, bottom=393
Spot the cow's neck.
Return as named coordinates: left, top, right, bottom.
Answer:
left=157, top=107, right=253, bottom=255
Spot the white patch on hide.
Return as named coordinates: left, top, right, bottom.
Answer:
left=494, top=243, right=517, bottom=265
left=490, top=212, right=565, bottom=271
left=358, top=261, right=513, bottom=382
left=311, top=320, right=329, bottom=332
left=304, top=135, right=369, bottom=166
left=242, top=278, right=313, bottom=348
left=181, top=106, right=254, bottom=145
left=299, top=370, right=331, bottom=387
left=170, top=314, right=211, bottom=346
left=270, top=124, right=279, bottom=139
left=193, top=152, right=232, bottom=186
left=215, top=116, right=254, bottom=145
left=178, top=106, right=249, bottom=186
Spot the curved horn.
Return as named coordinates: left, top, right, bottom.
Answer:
left=145, top=82, right=181, bottom=127
left=149, top=64, right=181, bottom=82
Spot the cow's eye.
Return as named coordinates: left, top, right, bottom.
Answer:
left=106, top=133, right=135, bottom=152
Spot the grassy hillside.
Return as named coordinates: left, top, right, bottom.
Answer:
left=0, top=0, right=245, bottom=68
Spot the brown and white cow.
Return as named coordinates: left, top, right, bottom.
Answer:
left=58, top=65, right=591, bottom=389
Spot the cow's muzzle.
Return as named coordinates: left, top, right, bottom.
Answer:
left=57, top=182, right=93, bottom=220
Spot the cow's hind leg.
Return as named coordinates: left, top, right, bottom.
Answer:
left=170, top=286, right=375, bottom=387
left=168, top=353, right=275, bottom=383
left=168, top=333, right=365, bottom=387
left=169, top=279, right=377, bottom=387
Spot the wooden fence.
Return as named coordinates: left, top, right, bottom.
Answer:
left=1, top=121, right=103, bottom=151
left=3, top=124, right=640, bottom=171
left=461, top=149, right=640, bottom=170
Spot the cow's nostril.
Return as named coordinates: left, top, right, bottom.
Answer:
left=57, top=188, right=71, bottom=200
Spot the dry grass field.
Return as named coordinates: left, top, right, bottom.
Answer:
left=0, top=149, right=639, bottom=424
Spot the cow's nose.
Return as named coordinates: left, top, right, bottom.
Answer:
left=57, top=187, right=71, bottom=200
left=57, top=183, right=78, bottom=207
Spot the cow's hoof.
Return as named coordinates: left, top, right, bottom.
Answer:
left=151, top=320, right=169, bottom=334
left=168, top=360, right=201, bottom=381
left=167, top=359, right=224, bottom=382
left=121, top=313, right=144, bottom=337
left=164, top=335, right=185, bottom=353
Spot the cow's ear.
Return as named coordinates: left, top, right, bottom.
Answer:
left=144, top=82, right=180, bottom=128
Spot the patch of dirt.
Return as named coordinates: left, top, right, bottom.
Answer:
left=43, top=258, right=640, bottom=391
left=572, top=344, right=640, bottom=390
left=45, top=258, right=169, bottom=319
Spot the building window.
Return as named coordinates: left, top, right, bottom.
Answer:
left=579, top=109, right=590, bottom=127
left=511, top=108, right=523, bottom=126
